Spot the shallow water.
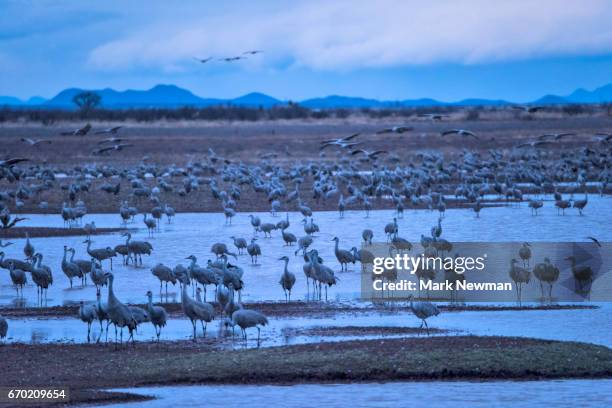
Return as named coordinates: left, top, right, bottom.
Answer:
left=3, top=303, right=612, bottom=349
left=1, top=196, right=610, bottom=308
left=104, top=380, right=612, bottom=408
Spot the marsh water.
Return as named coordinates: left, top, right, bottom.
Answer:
left=1, top=195, right=610, bottom=308
left=103, top=380, right=612, bottom=408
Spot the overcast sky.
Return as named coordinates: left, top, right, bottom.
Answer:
left=2, top=0, right=612, bottom=101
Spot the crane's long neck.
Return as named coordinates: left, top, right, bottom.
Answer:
left=283, top=259, right=289, bottom=275
left=62, top=249, right=68, bottom=263
left=125, top=234, right=131, bottom=246
left=86, top=241, right=92, bottom=254
left=334, top=240, right=339, bottom=251
left=107, top=276, right=117, bottom=304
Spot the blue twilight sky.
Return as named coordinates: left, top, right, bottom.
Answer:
left=2, top=0, right=612, bottom=102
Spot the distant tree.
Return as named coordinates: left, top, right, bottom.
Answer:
left=72, top=91, right=101, bottom=113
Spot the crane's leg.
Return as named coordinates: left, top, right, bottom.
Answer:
left=257, top=327, right=261, bottom=345
left=192, top=320, right=197, bottom=342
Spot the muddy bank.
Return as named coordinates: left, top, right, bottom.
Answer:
left=0, top=336, right=610, bottom=407
left=0, top=226, right=127, bottom=239
left=281, top=325, right=449, bottom=337
left=0, top=300, right=597, bottom=318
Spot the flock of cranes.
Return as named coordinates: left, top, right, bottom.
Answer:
left=0, top=193, right=602, bottom=346
left=0, top=118, right=610, bottom=346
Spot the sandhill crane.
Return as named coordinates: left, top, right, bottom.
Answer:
left=441, top=129, right=478, bottom=139
left=128, top=305, right=150, bottom=330
left=122, top=232, right=152, bottom=266
left=216, top=285, right=230, bottom=313
left=351, top=149, right=388, bottom=160
left=84, top=239, right=116, bottom=270
left=572, top=195, right=588, bottom=215
left=332, top=237, right=355, bottom=271
left=528, top=200, right=543, bottom=215
left=518, top=242, right=531, bottom=268
left=302, top=218, right=319, bottom=235
left=377, top=126, right=413, bottom=134
left=224, top=288, right=242, bottom=317
left=297, top=199, right=313, bottom=218
left=565, top=256, right=593, bottom=294
left=31, top=253, right=53, bottom=302
left=164, top=204, right=175, bottom=223
left=61, top=123, right=91, bottom=136
left=181, top=282, right=214, bottom=341
left=69, top=248, right=90, bottom=284
left=260, top=222, right=276, bottom=238
left=95, top=290, right=109, bottom=342
left=151, top=263, right=176, bottom=296
left=20, top=137, right=52, bottom=148
left=278, top=256, right=296, bottom=301
left=338, top=194, right=345, bottom=217
left=509, top=259, right=530, bottom=304
left=248, top=215, right=261, bottom=234
left=78, top=300, right=98, bottom=342
left=90, top=260, right=108, bottom=291
left=114, top=244, right=130, bottom=265
left=186, top=255, right=218, bottom=300
left=211, top=242, right=237, bottom=259
left=61, top=246, right=82, bottom=288
left=308, top=250, right=337, bottom=300
left=247, top=238, right=261, bottom=264
left=0, top=316, right=7, bottom=342
left=533, top=258, right=560, bottom=301
left=7, top=261, right=27, bottom=295
left=362, top=229, right=373, bottom=245
left=0, top=240, right=13, bottom=248
left=0, top=251, right=32, bottom=272
left=225, top=309, right=268, bottom=343
left=144, top=214, right=156, bottom=236
left=555, top=199, right=570, bottom=215
left=295, top=235, right=313, bottom=256
left=281, top=227, right=297, bottom=246
left=95, top=126, right=122, bottom=135
left=351, top=247, right=375, bottom=265
left=174, top=264, right=190, bottom=287
left=104, top=272, right=137, bottom=345
left=223, top=206, right=236, bottom=224
left=384, top=218, right=398, bottom=241
left=275, top=213, right=290, bottom=230
left=146, top=290, right=167, bottom=341
left=408, top=295, right=440, bottom=335
left=23, top=233, right=34, bottom=260
left=512, top=105, right=544, bottom=113
left=231, top=236, right=248, bottom=254
left=83, top=221, right=96, bottom=239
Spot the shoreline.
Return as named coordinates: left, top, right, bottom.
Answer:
left=1, top=336, right=610, bottom=406
left=0, top=301, right=597, bottom=318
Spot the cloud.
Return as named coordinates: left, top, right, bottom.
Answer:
left=88, top=0, right=612, bottom=72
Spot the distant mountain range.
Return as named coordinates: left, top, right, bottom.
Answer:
left=2, top=83, right=612, bottom=109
